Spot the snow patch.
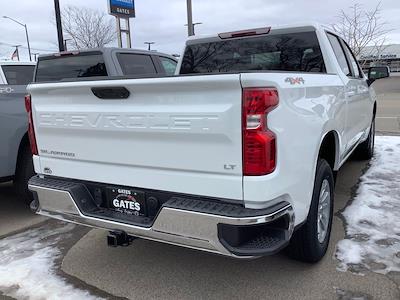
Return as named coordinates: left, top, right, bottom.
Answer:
left=336, top=239, right=364, bottom=265
left=336, top=136, right=400, bottom=274
left=0, top=222, right=102, bottom=300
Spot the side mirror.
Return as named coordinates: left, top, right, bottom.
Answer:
left=367, top=66, right=390, bottom=86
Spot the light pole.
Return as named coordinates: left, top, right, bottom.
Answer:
left=184, top=22, right=202, bottom=36
left=144, top=42, right=155, bottom=51
left=3, top=16, right=32, bottom=61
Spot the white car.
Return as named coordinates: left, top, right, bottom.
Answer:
left=26, top=23, right=388, bottom=262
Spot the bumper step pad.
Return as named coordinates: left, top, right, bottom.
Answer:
left=164, top=197, right=290, bottom=218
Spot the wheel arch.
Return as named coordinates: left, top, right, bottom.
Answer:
left=15, top=132, right=30, bottom=172
left=318, top=130, right=340, bottom=172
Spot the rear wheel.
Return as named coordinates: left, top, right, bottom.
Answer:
left=354, top=119, right=375, bottom=160
left=287, top=159, right=334, bottom=263
left=14, top=143, right=35, bottom=205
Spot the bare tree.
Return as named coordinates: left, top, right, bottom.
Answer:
left=331, top=3, right=392, bottom=60
left=61, top=6, right=117, bottom=49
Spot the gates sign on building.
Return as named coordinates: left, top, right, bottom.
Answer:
left=109, top=0, right=135, bottom=18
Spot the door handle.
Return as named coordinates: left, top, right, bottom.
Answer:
left=91, top=87, right=130, bottom=99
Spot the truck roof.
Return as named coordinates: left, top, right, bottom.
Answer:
left=186, top=22, right=339, bottom=44
left=0, top=61, right=36, bottom=66
left=38, top=47, right=177, bottom=61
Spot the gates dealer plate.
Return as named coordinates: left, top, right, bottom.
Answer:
left=108, top=187, right=146, bottom=216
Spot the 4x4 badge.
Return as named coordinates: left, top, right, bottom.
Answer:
left=285, top=77, right=305, bottom=85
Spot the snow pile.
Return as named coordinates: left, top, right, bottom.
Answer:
left=0, top=222, right=101, bottom=300
left=336, top=136, right=400, bottom=274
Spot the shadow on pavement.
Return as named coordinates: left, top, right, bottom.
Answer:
left=0, top=181, right=46, bottom=237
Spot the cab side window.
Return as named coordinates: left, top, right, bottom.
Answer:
left=327, top=33, right=351, bottom=77
left=159, top=57, right=177, bottom=75
left=342, top=42, right=362, bottom=78
left=117, top=53, right=157, bottom=76
left=2, top=65, right=35, bottom=85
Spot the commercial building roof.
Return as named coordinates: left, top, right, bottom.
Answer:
left=359, top=44, right=400, bottom=60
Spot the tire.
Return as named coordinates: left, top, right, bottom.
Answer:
left=354, top=118, right=375, bottom=160
left=14, top=143, right=35, bottom=205
left=286, top=159, right=334, bottom=263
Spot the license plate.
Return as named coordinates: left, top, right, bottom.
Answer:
left=108, top=187, right=146, bottom=216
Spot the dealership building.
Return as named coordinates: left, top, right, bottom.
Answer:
left=358, top=44, right=400, bottom=74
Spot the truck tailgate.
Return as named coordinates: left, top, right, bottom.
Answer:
left=28, top=74, right=244, bottom=200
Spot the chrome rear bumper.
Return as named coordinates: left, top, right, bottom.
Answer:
left=29, top=176, right=294, bottom=258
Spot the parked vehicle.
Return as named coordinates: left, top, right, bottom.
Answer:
left=0, top=61, right=36, bottom=203
left=27, top=23, right=388, bottom=262
left=35, top=48, right=178, bottom=82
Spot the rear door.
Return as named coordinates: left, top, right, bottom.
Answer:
left=29, top=75, right=244, bottom=200
left=340, top=40, right=372, bottom=137
left=327, top=33, right=364, bottom=153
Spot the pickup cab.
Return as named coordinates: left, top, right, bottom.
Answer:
left=35, top=48, right=178, bottom=82
left=0, top=61, right=36, bottom=203
left=27, top=23, right=387, bottom=262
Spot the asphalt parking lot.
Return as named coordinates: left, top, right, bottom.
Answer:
left=0, top=77, right=399, bottom=300
left=59, top=157, right=400, bottom=300
left=0, top=183, right=45, bottom=238
left=373, top=77, right=400, bottom=133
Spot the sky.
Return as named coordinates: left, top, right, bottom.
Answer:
left=0, top=0, right=399, bottom=61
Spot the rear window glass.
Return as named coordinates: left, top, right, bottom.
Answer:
left=180, top=31, right=325, bottom=74
left=116, top=53, right=157, bottom=76
left=35, top=52, right=107, bottom=82
left=2, top=65, right=35, bottom=85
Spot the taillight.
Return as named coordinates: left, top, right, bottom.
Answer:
left=242, top=88, right=278, bottom=176
left=25, top=94, right=38, bottom=155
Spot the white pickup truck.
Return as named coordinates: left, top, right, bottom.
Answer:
left=27, top=23, right=388, bottom=262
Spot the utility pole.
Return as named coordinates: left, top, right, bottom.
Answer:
left=186, top=0, right=194, bottom=36
left=54, top=0, right=65, bottom=52
left=144, top=42, right=155, bottom=51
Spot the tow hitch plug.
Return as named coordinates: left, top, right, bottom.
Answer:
left=107, top=231, right=135, bottom=247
